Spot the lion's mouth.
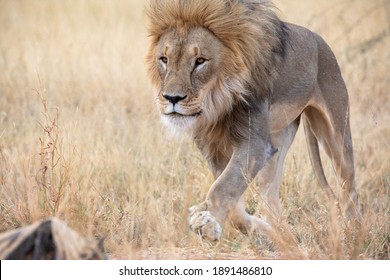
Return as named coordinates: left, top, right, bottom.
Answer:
left=163, top=111, right=202, bottom=118
left=160, top=111, right=201, bottom=131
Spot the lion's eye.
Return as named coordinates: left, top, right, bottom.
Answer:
left=160, top=56, right=168, bottom=64
left=195, top=57, right=206, bottom=66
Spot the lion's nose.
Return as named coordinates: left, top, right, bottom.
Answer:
left=163, top=94, right=187, bottom=105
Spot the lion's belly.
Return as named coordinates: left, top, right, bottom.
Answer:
left=269, top=102, right=306, bottom=134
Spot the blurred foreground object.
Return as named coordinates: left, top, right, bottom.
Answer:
left=0, top=218, right=105, bottom=260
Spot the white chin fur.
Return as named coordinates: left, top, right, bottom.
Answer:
left=161, top=114, right=198, bottom=138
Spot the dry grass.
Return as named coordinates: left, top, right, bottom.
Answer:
left=0, top=0, right=389, bottom=259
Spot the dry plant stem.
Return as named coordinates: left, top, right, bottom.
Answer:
left=35, top=89, right=63, bottom=216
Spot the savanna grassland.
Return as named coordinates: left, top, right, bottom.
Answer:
left=0, top=0, right=389, bottom=259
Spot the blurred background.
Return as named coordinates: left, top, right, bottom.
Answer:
left=0, top=0, right=389, bottom=259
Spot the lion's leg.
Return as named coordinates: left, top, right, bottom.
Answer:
left=189, top=105, right=274, bottom=241
left=188, top=154, right=230, bottom=241
left=303, top=106, right=360, bottom=220
left=228, top=119, right=299, bottom=236
left=257, top=119, right=300, bottom=221
left=229, top=195, right=271, bottom=235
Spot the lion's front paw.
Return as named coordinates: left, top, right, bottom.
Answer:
left=188, top=207, right=222, bottom=242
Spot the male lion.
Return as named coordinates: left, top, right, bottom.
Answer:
left=146, top=0, right=360, bottom=241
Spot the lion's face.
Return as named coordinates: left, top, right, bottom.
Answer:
left=153, top=27, right=230, bottom=131
left=147, top=0, right=280, bottom=135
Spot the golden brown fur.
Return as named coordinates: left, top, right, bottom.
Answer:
left=146, top=0, right=285, bottom=95
left=146, top=0, right=360, bottom=241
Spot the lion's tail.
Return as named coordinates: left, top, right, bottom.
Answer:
left=302, top=115, right=336, bottom=198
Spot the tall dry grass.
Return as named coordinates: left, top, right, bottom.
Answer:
left=0, top=0, right=389, bottom=259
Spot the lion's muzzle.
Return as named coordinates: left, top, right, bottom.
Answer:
left=162, top=93, right=187, bottom=105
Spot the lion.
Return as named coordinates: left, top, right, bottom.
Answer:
left=146, top=0, right=360, bottom=241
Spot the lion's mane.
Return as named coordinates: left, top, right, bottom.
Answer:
left=146, top=0, right=289, bottom=157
